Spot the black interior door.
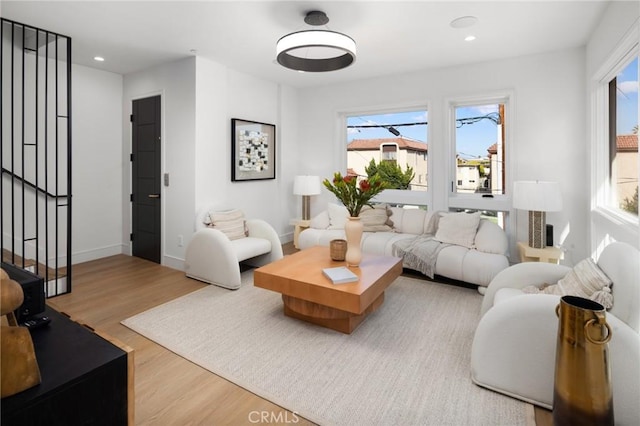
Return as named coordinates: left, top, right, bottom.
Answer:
left=131, top=95, right=161, bottom=263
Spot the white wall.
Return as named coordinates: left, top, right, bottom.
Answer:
left=277, top=83, right=300, bottom=229
left=297, top=48, right=588, bottom=264
left=72, top=64, right=124, bottom=263
left=224, top=69, right=298, bottom=238
left=194, top=58, right=296, bottom=236
left=123, top=56, right=298, bottom=270
left=194, top=57, right=227, bottom=211
left=123, top=57, right=196, bottom=269
left=586, top=2, right=639, bottom=77
left=586, top=1, right=640, bottom=252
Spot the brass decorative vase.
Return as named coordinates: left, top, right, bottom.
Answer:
left=344, top=217, right=363, bottom=267
left=553, top=295, right=614, bottom=425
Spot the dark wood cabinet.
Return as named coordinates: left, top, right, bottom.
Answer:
left=1, top=306, right=133, bottom=425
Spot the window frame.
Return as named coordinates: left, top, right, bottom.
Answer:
left=591, top=31, right=639, bottom=229
left=446, top=92, right=513, bottom=213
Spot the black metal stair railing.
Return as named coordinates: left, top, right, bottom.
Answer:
left=1, top=167, right=68, bottom=199
left=1, top=18, right=72, bottom=297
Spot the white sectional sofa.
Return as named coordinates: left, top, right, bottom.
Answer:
left=298, top=204, right=510, bottom=291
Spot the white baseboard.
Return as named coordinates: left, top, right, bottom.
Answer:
left=163, top=255, right=184, bottom=271
left=72, top=244, right=124, bottom=264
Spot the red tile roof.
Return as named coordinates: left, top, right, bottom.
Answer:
left=348, top=135, right=638, bottom=155
left=348, top=137, right=428, bottom=152
left=617, top=134, right=638, bottom=152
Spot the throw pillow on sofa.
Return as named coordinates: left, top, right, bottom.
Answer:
left=434, top=211, right=481, bottom=248
left=206, top=209, right=247, bottom=240
left=522, top=257, right=613, bottom=308
left=360, top=204, right=394, bottom=232
left=327, top=203, right=349, bottom=229
left=310, top=210, right=330, bottom=229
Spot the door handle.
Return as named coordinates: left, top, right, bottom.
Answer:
left=148, top=194, right=160, bottom=199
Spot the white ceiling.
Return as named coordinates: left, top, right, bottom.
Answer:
left=1, top=1, right=610, bottom=88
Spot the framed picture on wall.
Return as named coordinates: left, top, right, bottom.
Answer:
left=231, top=118, right=276, bottom=181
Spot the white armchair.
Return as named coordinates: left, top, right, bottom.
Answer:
left=184, top=207, right=283, bottom=290
left=471, top=242, right=640, bottom=425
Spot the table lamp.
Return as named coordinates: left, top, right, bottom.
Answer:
left=293, top=176, right=321, bottom=220
left=513, top=181, right=562, bottom=248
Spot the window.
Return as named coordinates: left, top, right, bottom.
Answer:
left=453, top=103, right=506, bottom=196
left=608, top=57, right=638, bottom=216
left=447, top=96, right=512, bottom=246
left=591, top=25, right=639, bottom=248
left=346, top=109, right=428, bottom=205
left=380, top=143, right=398, bottom=162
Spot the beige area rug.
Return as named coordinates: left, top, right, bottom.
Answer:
left=122, top=271, right=528, bottom=426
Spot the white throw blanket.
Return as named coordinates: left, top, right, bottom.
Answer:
left=391, top=212, right=448, bottom=279
left=392, top=235, right=449, bottom=279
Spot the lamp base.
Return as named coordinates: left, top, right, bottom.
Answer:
left=528, top=210, right=546, bottom=249
left=301, top=196, right=311, bottom=221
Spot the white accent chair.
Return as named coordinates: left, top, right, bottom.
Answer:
left=471, top=242, right=640, bottom=425
left=184, top=206, right=283, bottom=290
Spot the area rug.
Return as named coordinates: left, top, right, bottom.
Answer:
left=122, top=272, right=529, bottom=426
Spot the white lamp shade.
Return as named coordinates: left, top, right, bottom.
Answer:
left=513, top=181, right=562, bottom=212
left=293, top=176, right=321, bottom=196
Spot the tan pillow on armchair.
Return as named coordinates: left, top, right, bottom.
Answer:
left=206, top=209, right=247, bottom=240
left=522, top=258, right=613, bottom=308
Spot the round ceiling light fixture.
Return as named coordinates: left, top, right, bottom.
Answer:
left=276, top=11, right=356, bottom=72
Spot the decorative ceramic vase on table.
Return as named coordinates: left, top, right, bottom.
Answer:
left=553, top=295, right=614, bottom=426
left=322, top=171, right=386, bottom=267
left=344, top=217, right=363, bottom=267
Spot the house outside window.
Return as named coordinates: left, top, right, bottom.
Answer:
left=346, top=109, right=428, bottom=207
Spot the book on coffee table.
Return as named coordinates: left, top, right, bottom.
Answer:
left=322, top=266, right=358, bottom=284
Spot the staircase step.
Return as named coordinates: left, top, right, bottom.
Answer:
left=2, top=248, right=67, bottom=281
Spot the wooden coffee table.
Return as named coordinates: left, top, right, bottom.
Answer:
left=254, top=246, right=402, bottom=334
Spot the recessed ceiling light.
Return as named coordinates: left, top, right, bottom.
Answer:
left=465, top=35, right=476, bottom=42
left=450, top=16, right=478, bottom=29
left=93, top=56, right=105, bottom=62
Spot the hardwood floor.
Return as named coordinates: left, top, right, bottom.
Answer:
left=47, top=251, right=313, bottom=426
left=45, top=244, right=551, bottom=425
